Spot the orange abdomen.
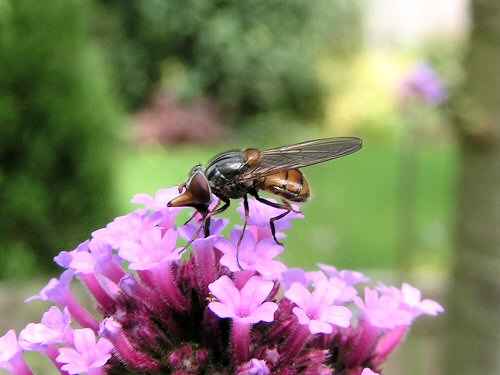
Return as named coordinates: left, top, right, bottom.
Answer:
left=258, top=169, right=310, bottom=202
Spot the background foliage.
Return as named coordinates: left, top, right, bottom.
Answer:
left=0, top=0, right=122, bottom=278
left=97, top=0, right=361, bottom=125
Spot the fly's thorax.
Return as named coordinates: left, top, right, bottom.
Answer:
left=205, top=151, right=252, bottom=199
left=257, top=169, right=310, bottom=202
left=205, top=151, right=246, bottom=179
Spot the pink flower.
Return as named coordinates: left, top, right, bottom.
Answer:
left=19, top=307, right=72, bottom=349
left=285, top=280, right=352, bottom=334
left=131, top=187, right=183, bottom=213
left=92, top=212, right=151, bottom=250
left=361, top=368, right=379, bottom=375
left=209, top=275, right=279, bottom=364
left=208, top=276, right=278, bottom=324
left=378, top=283, right=444, bottom=318
left=131, top=187, right=188, bottom=229
left=216, top=230, right=286, bottom=278
left=25, top=270, right=74, bottom=304
left=0, top=330, right=32, bottom=375
left=0, top=330, right=21, bottom=360
left=25, top=270, right=98, bottom=331
left=56, top=328, right=113, bottom=374
left=354, top=288, right=413, bottom=329
left=119, top=227, right=180, bottom=270
left=306, top=266, right=362, bottom=304
left=54, top=240, right=90, bottom=269
left=54, top=241, right=121, bottom=315
left=57, top=240, right=112, bottom=274
left=317, top=263, right=370, bottom=286
left=281, top=268, right=308, bottom=289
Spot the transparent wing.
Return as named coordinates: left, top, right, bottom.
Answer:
left=239, top=137, right=362, bottom=181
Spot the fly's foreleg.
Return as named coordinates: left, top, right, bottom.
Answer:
left=181, top=198, right=230, bottom=253
left=234, top=194, right=251, bottom=270
left=202, top=197, right=230, bottom=237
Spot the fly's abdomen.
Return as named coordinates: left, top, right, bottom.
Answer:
left=258, top=169, right=310, bottom=202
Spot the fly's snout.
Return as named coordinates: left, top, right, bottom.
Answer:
left=167, top=169, right=212, bottom=208
left=167, top=189, right=195, bottom=207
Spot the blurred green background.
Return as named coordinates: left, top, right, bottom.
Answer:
left=1, top=0, right=498, bottom=374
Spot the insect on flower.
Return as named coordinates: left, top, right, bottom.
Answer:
left=168, top=137, right=362, bottom=249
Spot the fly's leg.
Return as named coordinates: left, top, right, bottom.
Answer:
left=249, top=191, right=292, bottom=245
left=180, top=215, right=205, bottom=255
left=237, top=195, right=250, bottom=248
left=181, top=198, right=230, bottom=253
left=202, top=197, right=230, bottom=237
left=183, top=198, right=221, bottom=226
left=183, top=210, right=199, bottom=226
left=269, top=204, right=292, bottom=245
left=236, top=194, right=250, bottom=269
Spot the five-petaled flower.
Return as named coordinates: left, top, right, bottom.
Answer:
left=19, top=306, right=72, bottom=350
left=286, top=279, right=352, bottom=334
left=56, top=328, right=113, bottom=375
left=208, top=275, right=278, bottom=324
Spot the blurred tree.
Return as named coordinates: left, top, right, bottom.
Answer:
left=96, top=0, right=361, bottom=127
left=0, top=0, right=122, bottom=278
left=444, top=0, right=500, bottom=373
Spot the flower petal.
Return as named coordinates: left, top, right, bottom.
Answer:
left=208, top=276, right=240, bottom=309
left=325, top=306, right=352, bottom=328
left=285, top=282, right=311, bottom=308
left=308, top=319, right=333, bottom=334
left=248, top=302, right=278, bottom=323
left=240, top=277, right=274, bottom=310
left=208, top=302, right=235, bottom=319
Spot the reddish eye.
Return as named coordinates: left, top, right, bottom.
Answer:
left=189, top=172, right=212, bottom=204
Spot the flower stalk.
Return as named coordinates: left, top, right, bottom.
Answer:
left=78, top=273, right=116, bottom=315
left=62, top=295, right=99, bottom=332
left=280, top=324, right=311, bottom=363
left=231, top=320, right=251, bottom=363
left=345, top=321, right=381, bottom=367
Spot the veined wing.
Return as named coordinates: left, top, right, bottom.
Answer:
left=239, top=137, right=362, bottom=181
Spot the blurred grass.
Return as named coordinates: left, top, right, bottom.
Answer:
left=114, top=138, right=458, bottom=271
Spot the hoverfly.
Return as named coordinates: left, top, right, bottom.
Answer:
left=168, top=137, right=362, bottom=248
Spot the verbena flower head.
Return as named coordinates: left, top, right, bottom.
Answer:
left=0, top=188, right=443, bottom=374
left=398, top=62, right=448, bottom=106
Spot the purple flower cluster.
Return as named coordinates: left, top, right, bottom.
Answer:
left=0, top=187, right=443, bottom=375
left=398, top=62, right=448, bottom=106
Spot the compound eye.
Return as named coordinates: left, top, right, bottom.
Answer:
left=188, top=172, right=212, bottom=204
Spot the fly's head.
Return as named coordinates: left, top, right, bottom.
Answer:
left=167, top=165, right=213, bottom=213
